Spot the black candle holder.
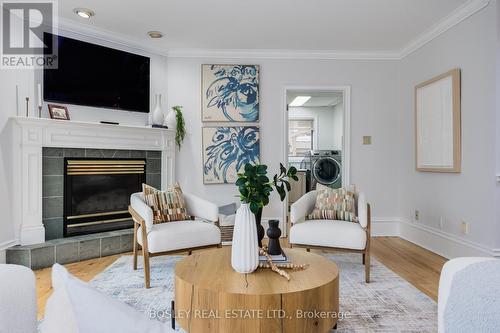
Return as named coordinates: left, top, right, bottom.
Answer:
left=267, top=219, right=283, bottom=255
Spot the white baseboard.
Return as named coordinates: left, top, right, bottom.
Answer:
left=255, top=216, right=497, bottom=259
left=398, top=220, right=496, bottom=259
left=0, top=239, right=17, bottom=251
left=0, top=239, right=17, bottom=264
left=371, top=218, right=400, bottom=237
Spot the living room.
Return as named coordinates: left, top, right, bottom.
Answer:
left=1, top=0, right=499, bottom=332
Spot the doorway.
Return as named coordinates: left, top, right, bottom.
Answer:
left=282, top=87, right=351, bottom=231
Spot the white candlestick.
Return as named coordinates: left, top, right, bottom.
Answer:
left=37, top=83, right=42, bottom=107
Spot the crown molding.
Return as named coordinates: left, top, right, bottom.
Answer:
left=57, top=17, right=168, bottom=57
left=399, top=0, right=491, bottom=58
left=55, top=0, right=490, bottom=61
left=167, top=0, right=490, bottom=60
left=166, top=48, right=400, bottom=60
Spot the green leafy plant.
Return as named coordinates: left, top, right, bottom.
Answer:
left=236, top=163, right=298, bottom=214
left=172, top=105, right=186, bottom=150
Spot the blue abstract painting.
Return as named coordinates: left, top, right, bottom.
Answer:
left=202, top=64, right=260, bottom=122
left=202, top=126, right=260, bottom=184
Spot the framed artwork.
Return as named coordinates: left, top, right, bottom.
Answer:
left=202, top=126, right=260, bottom=184
left=48, top=104, right=70, bottom=120
left=415, top=68, right=461, bottom=172
left=201, top=64, right=260, bottom=122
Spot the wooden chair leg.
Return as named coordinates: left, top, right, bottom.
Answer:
left=140, top=223, right=151, bottom=289
left=306, top=248, right=310, bottom=252
left=188, top=251, right=192, bottom=255
left=362, top=253, right=365, bottom=265
left=142, top=245, right=151, bottom=289
left=133, top=223, right=138, bottom=270
left=364, top=251, right=370, bottom=283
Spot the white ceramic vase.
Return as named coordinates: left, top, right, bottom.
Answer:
left=152, top=94, right=164, bottom=125
left=231, top=203, right=259, bottom=274
left=165, top=107, right=176, bottom=129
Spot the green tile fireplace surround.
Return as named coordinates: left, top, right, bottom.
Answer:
left=42, top=147, right=161, bottom=240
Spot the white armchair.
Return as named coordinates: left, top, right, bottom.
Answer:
left=129, top=192, right=221, bottom=288
left=438, top=257, right=499, bottom=333
left=289, top=190, right=371, bottom=282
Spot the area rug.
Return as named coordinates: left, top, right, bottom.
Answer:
left=89, top=253, right=437, bottom=332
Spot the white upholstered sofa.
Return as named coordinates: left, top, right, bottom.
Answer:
left=289, top=190, right=371, bottom=282
left=129, top=192, right=221, bottom=288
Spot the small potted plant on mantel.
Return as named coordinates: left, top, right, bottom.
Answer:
left=231, top=163, right=297, bottom=274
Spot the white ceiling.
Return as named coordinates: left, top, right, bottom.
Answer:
left=57, top=0, right=476, bottom=55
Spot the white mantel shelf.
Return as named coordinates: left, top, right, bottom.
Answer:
left=11, top=116, right=175, bottom=149
left=10, top=116, right=176, bottom=246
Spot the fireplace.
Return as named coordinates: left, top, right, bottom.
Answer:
left=64, top=158, right=146, bottom=237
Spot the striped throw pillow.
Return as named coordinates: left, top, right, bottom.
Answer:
left=307, top=184, right=358, bottom=223
left=142, top=183, right=191, bottom=224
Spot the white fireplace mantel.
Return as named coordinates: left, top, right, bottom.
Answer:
left=10, top=116, right=176, bottom=246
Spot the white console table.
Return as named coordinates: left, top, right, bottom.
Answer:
left=10, top=117, right=176, bottom=246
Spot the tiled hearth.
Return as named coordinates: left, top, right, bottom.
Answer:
left=6, top=229, right=133, bottom=269
left=42, top=147, right=162, bottom=240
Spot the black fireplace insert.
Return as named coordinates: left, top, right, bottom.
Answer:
left=63, top=158, right=146, bottom=237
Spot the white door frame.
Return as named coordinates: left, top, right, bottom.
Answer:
left=282, top=85, right=351, bottom=234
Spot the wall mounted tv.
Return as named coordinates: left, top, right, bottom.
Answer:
left=43, top=33, right=150, bottom=113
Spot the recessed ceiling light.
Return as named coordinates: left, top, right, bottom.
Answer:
left=73, top=8, right=95, bottom=19
left=147, top=31, right=164, bottom=39
left=289, top=96, right=311, bottom=107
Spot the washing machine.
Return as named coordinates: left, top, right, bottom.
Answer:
left=309, top=150, right=342, bottom=190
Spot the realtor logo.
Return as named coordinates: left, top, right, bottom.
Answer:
left=1, top=1, right=58, bottom=69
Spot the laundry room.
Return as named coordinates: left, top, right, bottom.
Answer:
left=287, top=89, right=346, bottom=207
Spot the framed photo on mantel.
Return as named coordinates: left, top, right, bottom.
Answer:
left=48, top=104, right=70, bottom=120
left=415, top=68, right=461, bottom=173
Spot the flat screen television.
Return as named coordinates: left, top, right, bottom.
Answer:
left=43, top=33, right=150, bottom=113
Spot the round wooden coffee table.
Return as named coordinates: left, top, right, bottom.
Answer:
left=174, top=247, right=339, bottom=333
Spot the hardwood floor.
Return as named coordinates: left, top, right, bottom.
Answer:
left=371, top=237, right=446, bottom=301
left=34, top=237, right=447, bottom=319
left=34, top=253, right=124, bottom=319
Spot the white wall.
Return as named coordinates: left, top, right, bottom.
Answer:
left=497, top=0, right=500, bottom=176
left=0, top=27, right=168, bottom=249
left=289, top=106, right=343, bottom=150
left=398, top=1, right=499, bottom=251
left=496, top=0, right=500, bottom=250
left=167, top=57, right=401, bottom=223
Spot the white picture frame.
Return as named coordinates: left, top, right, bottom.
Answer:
left=415, top=68, right=461, bottom=173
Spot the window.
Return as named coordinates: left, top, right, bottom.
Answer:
left=288, top=119, right=314, bottom=156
